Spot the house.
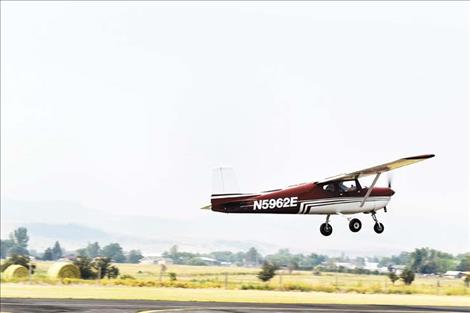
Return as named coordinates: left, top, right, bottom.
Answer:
left=139, top=256, right=173, bottom=265
left=197, top=257, right=220, bottom=265
left=335, top=262, right=357, bottom=270
left=443, top=271, right=465, bottom=279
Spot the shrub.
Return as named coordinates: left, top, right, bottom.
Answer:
left=257, top=261, right=277, bottom=282
left=388, top=272, right=399, bottom=285
left=400, top=268, right=415, bottom=285
left=168, top=272, right=177, bottom=281
left=120, top=274, right=136, bottom=280
left=240, top=283, right=274, bottom=290
left=282, top=283, right=313, bottom=292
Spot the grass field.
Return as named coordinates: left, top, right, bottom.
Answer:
left=2, top=283, right=470, bottom=306
left=2, top=261, right=469, bottom=299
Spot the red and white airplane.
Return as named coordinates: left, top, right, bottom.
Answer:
left=203, top=154, right=434, bottom=236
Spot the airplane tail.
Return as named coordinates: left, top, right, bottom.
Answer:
left=211, top=167, right=240, bottom=195
left=200, top=167, right=241, bottom=210
left=201, top=167, right=257, bottom=210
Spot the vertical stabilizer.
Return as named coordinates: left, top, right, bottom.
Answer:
left=212, top=167, right=240, bottom=195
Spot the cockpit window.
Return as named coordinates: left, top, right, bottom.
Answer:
left=339, top=181, right=357, bottom=192
left=323, top=184, right=335, bottom=192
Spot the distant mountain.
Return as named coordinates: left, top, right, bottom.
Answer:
left=3, top=197, right=465, bottom=257
left=1, top=198, right=106, bottom=225
left=0, top=198, right=284, bottom=254
left=27, top=223, right=110, bottom=241
left=3, top=221, right=283, bottom=256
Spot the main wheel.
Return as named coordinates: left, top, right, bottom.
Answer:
left=373, top=222, right=384, bottom=234
left=320, top=223, right=333, bottom=236
left=349, top=218, right=362, bottom=232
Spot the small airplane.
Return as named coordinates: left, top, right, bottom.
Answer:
left=202, top=154, right=434, bottom=236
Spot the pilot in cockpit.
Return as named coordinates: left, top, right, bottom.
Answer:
left=339, top=182, right=356, bottom=192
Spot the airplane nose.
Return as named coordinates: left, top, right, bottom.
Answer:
left=389, top=188, right=395, bottom=196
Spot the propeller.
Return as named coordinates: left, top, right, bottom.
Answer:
left=385, top=173, right=393, bottom=213
left=387, top=173, right=393, bottom=188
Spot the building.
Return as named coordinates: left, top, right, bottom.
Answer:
left=443, top=271, right=466, bottom=279
left=139, top=256, right=173, bottom=265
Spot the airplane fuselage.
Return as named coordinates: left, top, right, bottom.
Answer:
left=211, top=182, right=394, bottom=215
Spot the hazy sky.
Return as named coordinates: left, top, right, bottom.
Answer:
left=1, top=2, right=469, bottom=253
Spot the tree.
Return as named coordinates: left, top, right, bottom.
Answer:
left=93, top=257, right=120, bottom=279
left=388, top=272, right=399, bottom=285
left=42, top=248, right=54, bottom=261
left=72, top=256, right=119, bottom=279
left=400, top=268, right=415, bottom=285
left=86, top=242, right=101, bottom=258
left=304, top=253, right=327, bottom=268
left=52, top=241, right=63, bottom=260
left=1, top=254, right=36, bottom=273
left=457, top=255, right=470, bottom=271
left=266, top=249, right=290, bottom=267
left=209, top=251, right=235, bottom=263
left=257, top=261, right=277, bottom=282
left=102, top=243, right=125, bottom=263
left=246, top=247, right=261, bottom=266
left=162, top=245, right=200, bottom=264
left=77, top=242, right=101, bottom=258
left=73, top=256, right=96, bottom=279
left=0, top=239, right=14, bottom=258
left=355, top=257, right=366, bottom=267
left=378, top=252, right=411, bottom=268
left=167, top=245, right=179, bottom=262
left=409, top=248, right=453, bottom=274
left=127, top=250, right=144, bottom=264
left=8, top=227, right=29, bottom=256
left=76, top=248, right=87, bottom=257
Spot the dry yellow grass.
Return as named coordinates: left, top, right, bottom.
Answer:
left=1, top=283, right=469, bottom=306
left=8, top=261, right=468, bottom=296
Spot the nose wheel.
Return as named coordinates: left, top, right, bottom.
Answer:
left=371, top=212, right=384, bottom=234
left=320, top=214, right=333, bottom=236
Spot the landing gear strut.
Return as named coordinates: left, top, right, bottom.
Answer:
left=371, top=212, right=384, bottom=234
left=349, top=218, right=362, bottom=232
left=320, top=214, right=333, bottom=236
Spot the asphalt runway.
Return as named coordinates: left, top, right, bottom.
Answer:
left=1, top=299, right=470, bottom=313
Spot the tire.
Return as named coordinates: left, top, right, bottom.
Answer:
left=349, top=218, right=362, bottom=232
left=374, top=222, right=384, bottom=234
left=320, top=223, right=333, bottom=236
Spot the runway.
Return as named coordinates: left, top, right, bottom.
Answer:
left=1, top=298, right=469, bottom=313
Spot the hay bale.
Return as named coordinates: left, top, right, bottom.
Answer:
left=48, top=262, right=80, bottom=279
left=3, top=264, right=28, bottom=279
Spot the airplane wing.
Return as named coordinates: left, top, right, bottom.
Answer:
left=316, top=154, right=435, bottom=184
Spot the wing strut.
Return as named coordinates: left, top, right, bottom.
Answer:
left=359, top=173, right=381, bottom=208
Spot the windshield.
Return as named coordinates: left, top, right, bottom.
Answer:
left=339, top=181, right=356, bottom=192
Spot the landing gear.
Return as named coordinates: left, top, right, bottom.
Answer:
left=374, top=222, right=384, bottom=234
left=320, top=214, right=333, bottom=236
left=371, top=212, right=384, bottom=234
left=349, top=218, right=362, bottom=232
